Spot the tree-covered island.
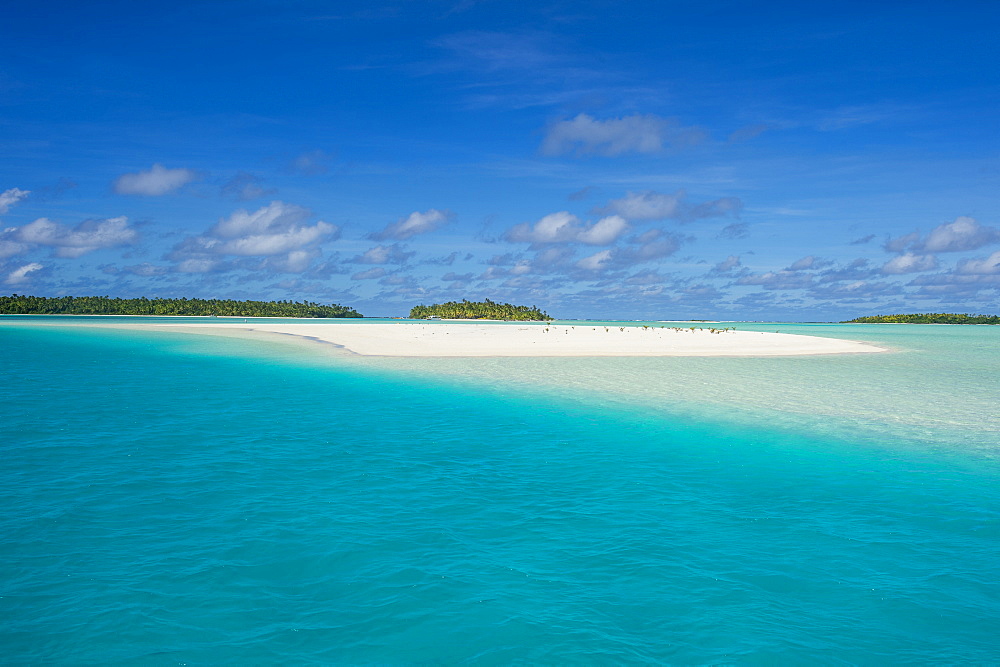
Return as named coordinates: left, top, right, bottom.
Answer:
left=409, top=299, right=552, bottom=321
left=0, top=295, right=362, bottom=318
left=842, top=313, right=999, bottom=325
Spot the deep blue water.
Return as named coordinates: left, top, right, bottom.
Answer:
left=2, top=324, right=998, bottom=664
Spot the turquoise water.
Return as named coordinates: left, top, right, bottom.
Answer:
left=2, top=321, right=998, bottom=663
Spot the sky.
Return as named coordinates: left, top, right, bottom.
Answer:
left=1, top=0, right=998, bottom=320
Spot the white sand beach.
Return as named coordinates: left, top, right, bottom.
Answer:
left=6, top=319, right=886, bottom=357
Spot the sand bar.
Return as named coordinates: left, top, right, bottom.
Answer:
left=3, top=319, right=886, bottom=357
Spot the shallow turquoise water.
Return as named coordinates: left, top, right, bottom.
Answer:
left=1, top=321, right=998, bottom=663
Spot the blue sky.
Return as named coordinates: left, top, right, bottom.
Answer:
left=1, top=0, right=997, bottom=319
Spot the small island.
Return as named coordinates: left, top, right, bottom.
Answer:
left=0, top=294, right=363, bottom=318
left=842, top=313, right=999, bottom=325
left=409, top=299, right=552, bottom=321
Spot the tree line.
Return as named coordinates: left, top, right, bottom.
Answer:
left=842, top=313, right=999, bottom=325
left=0, top=294, right=363, bottom=318
left=409, top=299, right=552, bottom=321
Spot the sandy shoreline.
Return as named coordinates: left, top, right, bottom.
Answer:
left=1, top=319, right=886, bottom=357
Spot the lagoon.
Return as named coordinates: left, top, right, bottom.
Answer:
left=1, top=319, right=998, bottom=662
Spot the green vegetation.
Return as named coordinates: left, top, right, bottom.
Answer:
left=842, top=313, right=999, bottom=325
left=0, top=294, right=362, bottom=318
left=409, top=299, right=551, bottom=321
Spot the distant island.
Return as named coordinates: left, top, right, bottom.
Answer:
left=843, top=313, right=999, bottom=325
left=410, top=299, right=552, bottom=321
left=0, top=295, right=363, bottom=318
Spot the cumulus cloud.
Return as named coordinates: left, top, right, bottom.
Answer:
left=4, top=262, right=43, bottom=285
left=881, top=253, right=938, bottom=274
left=907, top=272, right=1000, bottom=297
left=0, top=239, right=28, bottom=258
left=626, top=228, right=685, bottom=262
left=504, top=212, right=628, bottom=246
left=168, top=201, right=338, bottom=274
left=541, top=113, right=705, bottom=157
left=597, top=190, right=742, bottom=223
left=263, top=248, right=321, bottom=273
left=956, top=250, right=1000, bottom=275
left=850, top=234, right=876, bottom=245
left=576, top=215, right=629, bottom=245
left=576, top=249, right=613, bottom=271
left=347, top=243, right=416, bottom=265
left=600, top=190, right=681, bottom=220
left=5, top=216, right=139, bottom=257
left=0, top=187, right=29, bottom=214
left=884, top=217, right=1000, bottom=254
left=370, top=209, right=451, bottom=241
left=573, top=229, right=685, bottom=273
left=114, top=164, right=197, bottom=196
left=922, top=217, right=1000, bottom=253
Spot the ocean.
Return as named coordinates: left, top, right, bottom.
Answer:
left=1, top=318, right=998, bottom=663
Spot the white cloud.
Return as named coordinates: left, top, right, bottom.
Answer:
left=573, top=228, right=685, bottom=274
left=8, top=216, right=138, bottom=257
left=541, top=113, right=704, bottom=157
left=601, top=190, right=682, bottom=220
left=627, top=228, right=683, bottom=261
left=219, top=224, right=333, bottom=256
left=576, top=249, right=613, bottom=271
left=576, top=215, right=628, bottom=245
left=168, top=201, right=338, bottom=274
left=210, top=201, right=306, bottom=239
left=505, top=211, right=628, bottom=246
left=0, top=239, right=28, bottom=258
left=881, top=253, right=938, bottom=274
left=0, top=187, right=29, bottom=214
left=598, top=190, right=742, bottom=222
left=264, top=248, right=320, bottom=273
left=114, top=164, right=197, bottom=196
left=884, top=217, right=1000, bottom=255
left=176, top=258, right=220, bottom=273
left=370, top=209, right=451, bottom=241
left=5, top=262, right=43, bottom=285
left=957, top=250, right=1000, bottom=275
left=506, top=211, right=579, bottom=243
left=922, top=216, right=1000, bottom=253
